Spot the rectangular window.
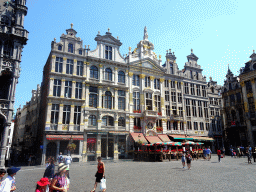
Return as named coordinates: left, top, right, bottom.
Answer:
left=167, top=121, right=171, bottom=130
left=118, top=90, right=125, bottom=110
left=166, top=105, right=170, bottom=116
left=89, top=86, right=98, bottom=108
left=186, top=99, right=191, bottom=117
left=146, top=93, right=153, bottom=110
left=190, top=83, right=195, bottom=95
left=192, top=100, right=197, bottom=117
left=74, top=106, right=81, bottom=125
left=77, top=61, right=83, bottom=76
left=55, top=57, right=63, bottom=73
left=171, top=92, right=176, bottom=102
left=196, top=84, right=201, bottom=96
left=178, top=93, right=182, bottom=103
left=204, top=101, right=208, bottom=118
left=105, top=46, right=112, bottom=60
left=63, top=105, right=71, bottom=124
left=179, top=107, right=183, bottom=117
left=184, top=82, right=189, bottom=94
left=154, top=95, right=161, bottom=112
left=177, top=82, right=181, bottom=90
left=164, top=80, right=169, bottom=87
left=66, top=59, right=74, bottom=75
left=187, top=121, right=192, bottom=130
left=145, top=76, right=151, bottom=87
left=154, top=79, right=160, bottom=89
left=210, top=98, right=213, bottom=105
left=75, top=82, right=82, bottom=99
left=51, top=104, right=59, bottom=124
left=194, top=122, right=198, bottom=130
left=133, top=92, right=140, bottom=110
left=172, top=106, right=177, bottom=115
left=79, top=49, right=82, bottom=55
left=200, top=122, right=204, bottom=130
left=132, top=74, right=140, bottom=86
left=173, top=121, right=178, bottom=130
left=198, top=101, right=203, bottom=117
left=53, top=79, right=61, bottom=97
left=134, top=118, right=141, bottom=127
left=206, top=123, right=209, bottom=131
left=165, top=91, right=169, bottom=101
left=180, top=122, right=184, bottom=130
left=210, top=108, right=214, bottom=116
left=171, top=81, right=175, bottom=88
left=202, top=86, right=206, bottom=97
left=64, top=81, right=72, bottom=98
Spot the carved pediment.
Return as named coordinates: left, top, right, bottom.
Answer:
left=95, top=32, right=122, bottom=46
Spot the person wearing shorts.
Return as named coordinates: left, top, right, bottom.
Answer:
left=186, top=151, right=192, bottom=170
left=181, top=152, right=186, bottom=168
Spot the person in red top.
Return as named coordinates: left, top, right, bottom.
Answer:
left=91, top=157, right=106, bottom=192
left=217, top=149, right=222, bottom=163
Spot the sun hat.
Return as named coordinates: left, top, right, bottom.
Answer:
left=37, top=177, right=50, bottom=186
left=58, top=163, right=68, bottom=172
left=7, top=167, right=21, bottom=175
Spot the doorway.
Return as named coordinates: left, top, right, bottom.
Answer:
left=46, top=142, right=57, bottom=160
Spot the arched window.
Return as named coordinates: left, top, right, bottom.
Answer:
left=105, top=68, right=112, bottom=81
left=118, top=117, right=125, bottom=127
left=118, top=71, right=125, bottom=83
left=89, top=115, right=97, bottom=126
left=102, top=116, right=114, bottom=126
left=104, top=91, right=112, bottom=109
left=90, top=66, right=98, bottom=79
left=58, top=45, right=62, bottom=51
left=68, top=43, right=73, bottom=53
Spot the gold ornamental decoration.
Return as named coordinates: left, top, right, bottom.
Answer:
left=128, top=72, right=133, bottom=77
left=251, top=78, right=255, bottom=84
left=139, top=74, right=145, bottom=79
left=247, top=93, right=253, bottom=98
left=240, top=81, right=245, bottom=87
left=52, top=55, right=56, bottom=59
left=160, top=78, right=165, bottom=83
left=99, top=64, right=103, bottom=68
left=150, top=76, right=155, bottom=81
left=63, top=57, right=67, bottom=61
left=244, top=102, right=249, bottom=112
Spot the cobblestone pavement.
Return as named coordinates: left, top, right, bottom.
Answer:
left=11, top=155, right=256, bottom=192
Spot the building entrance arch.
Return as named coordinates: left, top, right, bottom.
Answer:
left=46, top=142, right=57, bottom=160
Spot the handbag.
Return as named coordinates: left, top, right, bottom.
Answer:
left=100, top=177, right=106, bottom=190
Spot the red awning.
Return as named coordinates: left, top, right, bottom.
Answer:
left=130, top=133, right=148, bottom=144
left=46, top=135, right=84, bottom=140
left=158, top=134, right=171, bottom=142
left=145, top=136, right=162, bottom=144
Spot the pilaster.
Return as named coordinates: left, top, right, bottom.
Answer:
left=62, top=57, right=67, bottom=74
left=95, top=134, right=102, bottom=158
left=114, top=88, right=118, bottom=110
left=73, top=59, right=77, bottom=76
left=98, top=86, right=103, bottom=108
left=114, top=136, right=119, bottom=160
left=60, top=79, right=65, bottom=98
left=69, top=105, right=75, bottom=131
left=82, top=132, right=88, bottom=162
left=58, top=104, right=64, bottom=131
left=99, top=64, right=103, bottom=83
left=71, top=81, right=76, bottom=99
left=49, top=78, right=54, bottom=96
left=114, top=67, right=118, bottom=85
left=51, top=55, right=56, bottom=72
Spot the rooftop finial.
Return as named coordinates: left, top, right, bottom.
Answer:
left=117, top=36, right=119, bottom=40
left=169, top=49, right=171, bottom=53
left=54, top=38, right=56, bottom=42
left=253, top=50, right=255, bottom=53
left=98, top=31, right=100, bottom=35
left=71, top=23, right=73, bottom=29
left=143, top=26, right=148, bottom=40
left=108, top=28, right=110, bottom=32
left=191, top=48, right=193, bottom=53
left=166, top=50, right=168, bottom=54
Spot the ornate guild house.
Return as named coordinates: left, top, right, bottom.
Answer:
left=38, top=25, right=221, bottom=163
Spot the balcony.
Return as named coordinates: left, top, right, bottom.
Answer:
left=50, top=124, right=58, bottom=131
left=73, top=125, right=80, bottom=131
left=144, top=110, right=158, bottom=117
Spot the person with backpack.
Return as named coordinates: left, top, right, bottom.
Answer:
left=43, top=157, right=55, bottom=181
left=57, top=152, right=64, bottom=164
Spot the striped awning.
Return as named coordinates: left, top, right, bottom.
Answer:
left=46, top=135, right=83, bottom=140
left=158, top=134, right=172, bottom=142
left=130, top=133, right=148, bottom=144
left=146, top=136, right=162, bottom=144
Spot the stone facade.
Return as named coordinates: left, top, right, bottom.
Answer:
left=0, top=0, right=28, bottom=168
left=38, top=25, right=222, bottom=163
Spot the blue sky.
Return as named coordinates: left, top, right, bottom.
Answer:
left=16, top=0, right=255, bottom=111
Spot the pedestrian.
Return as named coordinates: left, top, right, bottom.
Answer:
left=57, top=152, right=64, bottom=164
left=35, top=177, right=50, bottom=192
left=64, top=167, right=70, bottom=191
left=43, top=157, right=55, bottom=181
left=186, top=151, right=192, bottom=170
left=0, top=167, right=21, bottom=192
left=247, top=146, right=252, bottom=164
left=28, top=155, right=32, bottom=166
left=206, top=147, right=211, bottom=161
left=90, top=157, right=106, bottom=192
left=0, top=168, right=6, bottom=185
left=222, top=147, right=225, bottom=158
left=65, top=154, right=72, bottom=168
left=217, top=148, right=222, bottom=163
left=50, top=163, right=68, bottom=192
left=181, top=151, right=186, bottom=168
left=203, top=147, right=206, bottom=160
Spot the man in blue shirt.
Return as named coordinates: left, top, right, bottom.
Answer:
left=206, top=147, right=212, bottom=161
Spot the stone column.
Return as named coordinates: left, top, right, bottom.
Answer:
left=125, top=134, right=129, bottom=158
left=99, top=64, right=103, bottom=83
left=41, top=136, right=48, bottom=165
left=114, top=135, right=119, bottom=160
left=150, top=76, right=155, bottom=90
left=140, top=74, right=145, bottom=90
left=49, top=78, right=54, bottom=96
left=82, top=132, right=88, bottom=162
left=128, top=72, right=133, bottom=112
left=56, top=140, right=60, bottom=159
left=58, top=104, right=64, bottom=131
left=60, top=79, right=65, bottom=98
left=162, top=119, right=167, bottom=134
left=51, top=55, right=56, bottom=72
left=125, top=90, right=129, bottom=111
left=98, top=86, right=103, bottom=108
left=62, top=57, right=67, bottom=75
left=85, top=62, right=90, bottom=81
left=82, top=82, right=86, bottom=100
left=80, top=106, right=85, bottom=131
left=160, top=78, right=165, bottom=116
left=83, top=62, right=87, bottom=78
left=85, top=84, right=90, bottom=107
left=69, top=105, right=75, bottom=131
left=114, top=88, right=118, bottom=110
left=114, top=114, right=118, bottom=131
left=125, top=70, right=129, bottom=87
left=73, top=59, right=77, bottom=76
left=45, top=103, right=52, bottom=127
left=95, top=134, right=102, bottom=158
left=71, top=81, right=76, bottom=99
left=114, top=67, right=118, bottom=85
left=79, top=140, right=83, bottom=157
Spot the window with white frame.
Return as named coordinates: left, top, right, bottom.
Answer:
left=134, top=118, right=141, bottom=127
left=190, top=83, right=195, bottom=95
left=204, top=101, right=208, bottom=118
left=202, top=86, right=206, bottom=97
left=102, top=116, right=114, bottom=126
left=118, top=71, right=125, bottom=84
left=74, top=106, right=81, bottom=126
left=178, top=93, right=182, bottom=103
left=53, top=79, right=61, bottom=97
left=75, top=82, right=82, bottom=99
left=177, top=82, right=181, bottom=89
left=156, top=119, right=162, bottom=128
left=171, top=81, right=175, bottom=88
left=210, top=108, right=214, bottom=116
left=171, top=92, right=176, bottom=102
left=118, top=90, right=125, bottom=110
left=79, top=49, right=82, bottom=55
left=206, top=123, right=209, bottom=131
left=105, top=68, right=112, bottom=81
left=62, top=105, right=71, bottom=124
left=210, top=98, right=213, bottom=105
left=170, top=63, right=173, bottom=74
left=165, top=91, right=169, bottom=101
left=184, top=82, right=189, bottom=94
left=89, top=86, right=98, bottom=108
left=166, top=105, right=170, bottom=116
left=133, top=92, right=140, bottom=110
left=58, top=45, right=62, bottom=51
left=64, top=81, right=72, bottom=98
left=179, top=107, right=183, bottom=117
left=146, top=93, right=152, bottom=110
left=77, top=61, right=83, bottom=76
left=192, top=100, right=197, bottom=117
left=104, top=91, right=112, bottom=109
left=196, top=84, right=201, bottom=96
left=200, top=122, right=204, bottom=130
left=154, top=79, right=160, bottom=89
left=164, top=80, right=169, bottom=87
left=68, top=43, right=73, bottom=53
left=198, top=101, right=203, bottom=117
left=172, top=106, right=177, bottom=115
left=216, top=109, right=220, bottom=117
left=55, top=57, right=63, bottom=73
left=118, top=117, right=125, bottom=127
left=90, top=66, right=98, bottom=79
left=66, top=59, right=73, bottom=74
left=186, top=99, right=191, bottom=117
left=89, top=115, right=96, bottom=126
left=167, top=121, right=171, bottom=130
left=194, top=122, right=198, bottom=130
left=132, top=74, right=140, bottom=86
left=187, top=121, right=192, bottom=130
left=154, top=95, right=161, bottom=112
left=180, top=122, right=184, bottom=130
left=145, top=76, right=151, bottom=87
left=51, top=104, right=59, bottom=124
left=105, top=46, right=112, bottom=60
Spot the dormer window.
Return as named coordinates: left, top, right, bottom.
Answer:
left=68, top=43, right=73, bottom=53
left=79, top=49, right=82, bottom=55
left=105, top=46, right=112, bottom=60
left=58, top=45, right=62, bottom=51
